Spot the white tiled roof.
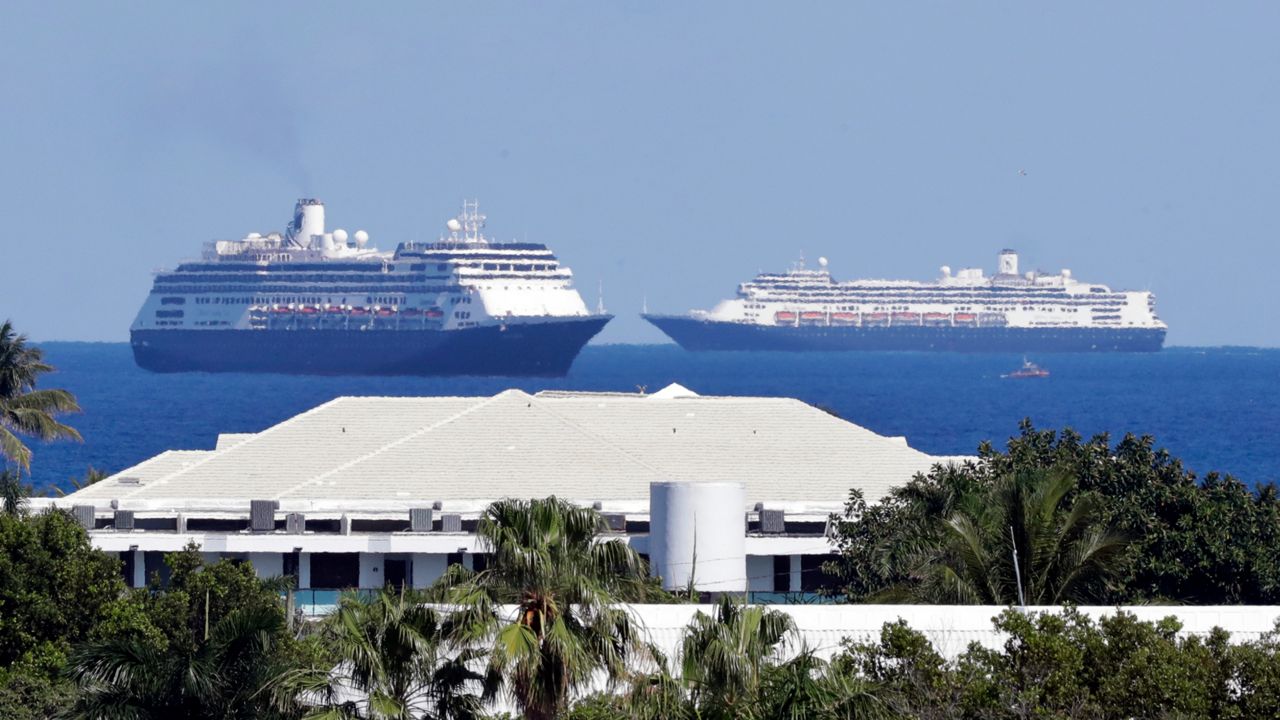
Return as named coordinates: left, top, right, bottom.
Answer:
left=64, top=385, right=966, bottom=513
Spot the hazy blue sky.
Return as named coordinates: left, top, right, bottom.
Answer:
left=2, top=2, right=1278, bottom=345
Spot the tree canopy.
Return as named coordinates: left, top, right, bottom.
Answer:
left=827, top=421, right=1280, bottom=604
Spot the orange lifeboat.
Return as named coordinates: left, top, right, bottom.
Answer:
left=830, top=311, right=858, bottom=325
left=775, top=311, right=797, bottom=324
left=892, top=312, right=921, bottom=324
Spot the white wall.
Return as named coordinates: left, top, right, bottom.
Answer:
left=413, top=553, right=447, bottom=588
left=746, top=555, right=775, bottom=592
left=359, top=552, right=383, bottom=588
left=625, top=604, right=1280, bottom=664
left=250, top=552, right=283, bottom=580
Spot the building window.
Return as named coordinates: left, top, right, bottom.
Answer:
left=310, top=553, right=359, bottom=589
left=772, top=556, right=790, bottom=592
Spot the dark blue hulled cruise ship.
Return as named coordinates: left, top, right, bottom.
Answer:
left=130, top=200, right=610, bottom=376
left=644, top=251, right=1165, bottom=353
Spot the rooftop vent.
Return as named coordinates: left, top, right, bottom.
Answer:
left=440, top=513, right=462, bottom=533
left=72, top=505, right=95, bottom=530
left=117, top=477, right=142, bottom=486
left=250, top=500, right=279, bottom=532
left=113, top=509, right=135, bottom=531
left=286, top=513, right=305, bottom=534
left=410, top=508, right=433, bottom=532
left=759, top=509, right=786, bottom=535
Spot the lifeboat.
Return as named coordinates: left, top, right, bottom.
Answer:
left=922, top=312, right=950, bottom=326
left=775, top=311, right=798, bottom=324
left=863, top=312, right=890, bottom=326
left=953, top=312, right=977, bottom=325
left=348, top=306, right=370, bottom=317
left=799, top=311, right=827, bottom=325
left=830, top=311, right=858, bottom=325
left=892, top=312, right=921, bottom=325
left=297, top=305, right=320, bottom=316
left=400, top=308, right=425, bottom=318
left=425, top=307, right=445, bottom=319
left=375, top=307, right=397, bottom=318
left=271, top=305, right=293, bottom=316
left=325, top=305, right=346, bottom=315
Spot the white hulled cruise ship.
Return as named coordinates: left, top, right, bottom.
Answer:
left=644, top=250, right=1165, bottom=352
left=130, top=199, right=610, bottom=375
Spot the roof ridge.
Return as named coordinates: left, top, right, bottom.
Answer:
left=525, top=396, right=670, bottom=477
left=269, top=392, right=514, bottom=500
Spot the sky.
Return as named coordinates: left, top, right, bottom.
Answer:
left=1, top=2, right=1278, bottom=346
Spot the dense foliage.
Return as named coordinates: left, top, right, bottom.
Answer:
left=66, top=546, right=311, bottom=719
left=827, top=421, right=1280, bottom=604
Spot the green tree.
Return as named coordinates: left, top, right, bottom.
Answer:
left=910, top=469, right=1127, bottom=605
left=0, top=508, right=126, bottom=669
left=272, top=587, right=488, bottom=720
left=0, top=507, right=130, bottom=719
left=0, top=320, right=81, bottom=473
left=827, top=422, right=1280, bottom=604
left=66, top=546, right=302, bottom=719
left=432, top=497, right=653, bottom=720
left=0, top=469, right=28, bottom=515
left=679, top=597, right=796, bottom=718
left=67, top=604, right=287, bottom=719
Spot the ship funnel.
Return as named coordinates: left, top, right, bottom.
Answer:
left=286, top=199, right=325, bottom=248
left=998, top=249, right=1018, bottom=276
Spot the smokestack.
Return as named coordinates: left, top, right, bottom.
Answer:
left=998, top=249, right=1018, bottom=276
left=286, top=198, right=325, bottom=248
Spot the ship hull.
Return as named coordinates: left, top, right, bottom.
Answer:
left=644, top=315, right=1165, bottom=353
left=131, top=316, right=611, bottom=376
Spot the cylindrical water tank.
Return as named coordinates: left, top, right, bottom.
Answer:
left=649, top=481, right=746, bottom=593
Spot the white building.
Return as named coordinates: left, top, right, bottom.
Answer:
left=48, top=384, right=965, bottom=597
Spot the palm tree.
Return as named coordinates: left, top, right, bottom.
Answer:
left=67, top=604, right=286, bottom=719
left=911, top=468, right=1128, bottom=605
left=678, top=596, right=795, bottom=719
left=0, top=319, right=81, bottom=473
left=434, top=497, right=653, bottom=720
left=272, top=587, right=488, bottom=720
left=0, top=469, right=29, bottom=515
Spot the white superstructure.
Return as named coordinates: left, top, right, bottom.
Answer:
left=693, top=250, right=1164, bottom=332
left=131, top=199, right=594, bottom=334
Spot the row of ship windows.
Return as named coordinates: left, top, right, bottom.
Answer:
left=160, top=285, right=445, bottom=295
left=186, top=295, right=416, bottom=306
left=753, top=296, right=1124, bottom=309
left=164, top=273, right=438, bottom=284
left=746, top=303, right=1086, bottom=313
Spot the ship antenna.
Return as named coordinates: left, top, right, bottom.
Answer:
left=596, top=280, right=606, bottom=315
left=642, top=294, right=648, bottom=314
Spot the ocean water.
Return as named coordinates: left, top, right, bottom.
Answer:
left=21, top=343, right=1280, bottom=493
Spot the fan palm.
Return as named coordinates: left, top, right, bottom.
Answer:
left=912, top=468, right=1128, bottom=604
left=0, top=320, right=81, bottom=473
left=679, top=596, right=795, bottom=719
left=0, top=469, right=28, bottom=515
left=434, top=497, right=652, bottom=720
left=67, top=604, right=286, bottom=719
left=271, top=587, right=488, bottom=720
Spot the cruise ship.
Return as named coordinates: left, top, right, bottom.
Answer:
left=130, top=199, right=611, bottom=376
left=644, top=250, right=1165, bottom=352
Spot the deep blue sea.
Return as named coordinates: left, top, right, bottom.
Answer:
left=22, top=343, right=1280, bottom=493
